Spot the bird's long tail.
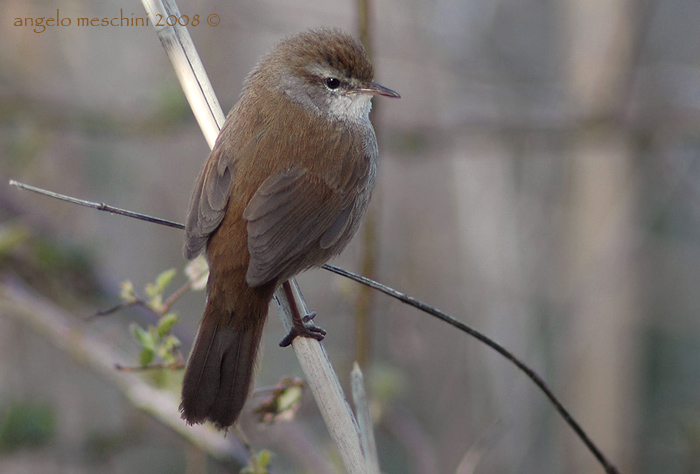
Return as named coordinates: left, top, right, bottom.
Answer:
left=180, top=295, right=267, bottom=429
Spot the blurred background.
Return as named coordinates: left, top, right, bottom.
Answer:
left=1, top=0, right=700, bottom=472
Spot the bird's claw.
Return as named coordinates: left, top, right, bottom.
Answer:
left=279, top=312, right=326, bottom=347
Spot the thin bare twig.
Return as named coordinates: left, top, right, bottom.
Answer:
left=87, top=300, right=138, bottom=319
left=231, top=424, right=255, bottom=462
left=88, top=298, right=158, bottom=321
left=351, top=363, right=380, bottom=474
left=161, top=277, right=198, bottom=314
left=9, top=180, right=185, bottom=230
left=86, top=261, right=203, bottom=321
left=115, top=361, right=184, bottom=372
left=320, top=265, right=620, bottom=474
left=7, top=179, right=619, bottom=473
left=8, top=180, right=184, bottom=229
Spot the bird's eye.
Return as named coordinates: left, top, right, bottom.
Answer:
left=324, top=77, right=341, bottom=90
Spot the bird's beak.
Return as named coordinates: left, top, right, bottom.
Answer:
left=358, top=82, right=401, bottom=98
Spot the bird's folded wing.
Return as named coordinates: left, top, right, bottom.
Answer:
left=243, top=165, right=357, bottom=287
left=183, top=144, right=235, bottom=260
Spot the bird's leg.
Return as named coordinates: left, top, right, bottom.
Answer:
left=279, top=280, right=327, bottom=347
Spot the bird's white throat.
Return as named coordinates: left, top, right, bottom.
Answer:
left=326, top=93, right=373, bottom=124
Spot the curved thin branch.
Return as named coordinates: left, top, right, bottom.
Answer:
left=7, top=179, right=619, bottom=473
left=321, top=264, right=620, bottom=474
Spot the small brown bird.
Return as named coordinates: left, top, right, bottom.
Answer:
left=180, top=27, right=399, bottom=429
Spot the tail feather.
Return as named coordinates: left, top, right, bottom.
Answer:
left=180, top=301, right=265, bottom=429
left=210, top=323, right=261, bottom=427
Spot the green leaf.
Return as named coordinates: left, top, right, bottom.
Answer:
left=130, top=323, right=155, bottom=351
left=148, top=294, right=164, bottom=313
left=164, top=335, right=181, bottom=351
left=120, top=280, right=135, bottom=303
left=158, top=350, right=174, bottom=364
left=145, top=268, right=176, bottom=299
left=241, top=449, right=272, bottom=474
left=139, top=347, right=155, bottom=366
left=256, top=449, right=272, bottom=467
left=158, top=335, right=181, bottom=363
left=277, top=385, right=303, bottom=413
left=253, top=378, right=304, bottom=424
left=157, top=313, right=179, bottom=338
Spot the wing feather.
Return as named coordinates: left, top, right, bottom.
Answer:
left=244, top=167, right=333, bottom=286
left=184, top=142, right=236, bottom=260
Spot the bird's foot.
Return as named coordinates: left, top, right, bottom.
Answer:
left=279, top=311, right=327, bottom=347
